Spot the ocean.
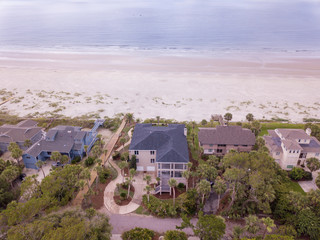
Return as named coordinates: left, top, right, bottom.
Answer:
left=0, top=0, right=320, bottom=54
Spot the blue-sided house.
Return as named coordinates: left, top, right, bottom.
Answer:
left=22, top=119, right=104, bottom=169
left=129, top=123, right=189, bottom=193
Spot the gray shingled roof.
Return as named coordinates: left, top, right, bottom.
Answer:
left=129, top=124, right=189, bottom=163
left=0, top=120, right=42, bottom=143
left=277, top=129, right=312, bottom=140
left=264, top=129, right=320, bottom=153
left=198, top=126, right=255, bottom=145
left=25, top=125, right=87, bottom=157
left=264, top=135, right=282, bottom=152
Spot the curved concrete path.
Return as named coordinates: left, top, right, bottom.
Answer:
left=104, top=127, right=147, bottom=214
left=104, top=156, right=146, bottom=214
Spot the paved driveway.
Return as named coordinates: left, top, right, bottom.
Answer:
left=299, top=170, right=320, bottom=192
left=23, top=160, right=54, bottom=182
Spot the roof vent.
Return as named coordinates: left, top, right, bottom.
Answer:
left=67, top=130, right=71, bottom=134
left=306, top=128, right=311, bottom=136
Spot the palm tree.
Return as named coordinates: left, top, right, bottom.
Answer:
left=244, top=215, right=261, bottom=235
left=261, top=217, right=275, bottom=239
left=81, top=168, right=92, bottom=191
left=246, top=113, right=254, bottom=123
left=224, top=113, right=233, bottom=125
left=126, top=168, right=136, bottom=199
left=197, top=179, right=211, bottom=205
left=91, top=145, right=102, bottom=158
left=168, top=178, right=177, bottom=207
left=126, top=113, right=134, bottom=124
left=11, top=148, right=23, bottom=165
left=61, top=155, right=69, bottom=164
left=144, top=185, right=153, bottom=203
left=156, top=116, right=160, bottom=125
left=143, top=175, right=152, bottom=185
left=36, top=160, right=46, bottom=177
left=119, top=161, right=128, bottom=183
left=306, top=157, right=320, bottom=172
left=213, top=176, right=227, bottom=209
left=95, top=165, right=103, bottom=188
left=51, top=151, right=62, bottom=162
left=182, top=170, right=191, bottom=191
left=119, top=138, right=126, bottom=152
left=23, top=139, right=32, bottom=148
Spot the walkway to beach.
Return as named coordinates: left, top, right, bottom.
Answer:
left=72, top=118, right=127, bottom=206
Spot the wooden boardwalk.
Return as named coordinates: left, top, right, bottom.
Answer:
left=72, top=118, right=127, bottom=206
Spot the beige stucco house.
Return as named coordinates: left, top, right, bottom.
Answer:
left=198, top=125, right=256, bottom=156
left=129, top=124, right=189, bottom=193
left=264, top=128, right=320, bottom=170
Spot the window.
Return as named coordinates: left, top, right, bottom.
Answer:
left=289, top=150, right=292, bottom=153
left=162, top=164, right=171, bottom=169
left=304, top=139, right=307, bottom=142
left=208, top=149, right=213, bottom=152
left=217, top=149, right=223, bottom=153
left=209, top=144, right=213, bottom=147
left=134, top=150, right=139, bottom=155
left=150, top=150, right=155, bottom=155
left=174, top=171, right=182, bottom=178
left=234, top=145, right=239, bottom=147
left=242, top=145, right=248, bottom=147
left=150, top=159, right=155, bottom=163
left=297, top=150, right=299, bottom=153
left=175, top=164, right=184, bottom=169
left=316, top=153, right=320, bottom=157
left=218, top=144, right=226, bottom=147
left=293, top=150, right=295, bottom=153
left=298, top=139, right=301, bottom=142
left=287, top=165, right=293, bottom=169
left=158, top=163, right=161, bottom=169
left=136, top=158, right=139, bottom=163
left=276, top=152, right=280, bottom=156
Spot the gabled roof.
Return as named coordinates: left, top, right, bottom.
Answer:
left=25, top=125, right=87, bottom=157
left=277, top=129, right=312, bottom=140
left=198, top=126, right=255, bottom=145
left=264, top=135, right=282, bottom=152
left=282, top=139, right=303, bottom=151
left=0, top=120, right=42, bottom=143
left=130, top=124, right=189, bottom=163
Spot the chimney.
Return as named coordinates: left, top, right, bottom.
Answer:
left=306, top=128, right=311, bottom=136
left=184, top=127, right=187, bottom=137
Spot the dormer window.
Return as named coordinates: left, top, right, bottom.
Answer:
left=298, top=139, right=301, bottom=142
left=289, top=150, right=291, bottom=153
left=293, top=150, right=295, bottom=153
left=304, top=139, right=307, bottom=142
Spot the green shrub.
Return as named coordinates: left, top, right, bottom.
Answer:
left=142, top=195, right=179, bottom=218
left=178, top=189, right=198, bottom=215
left=122, top=227, right=154, bottom=240
left=99, top=167, right=111, bottom=183
left=177, top=183, right=185, bottom=190
left=112, top=152, right=120, bottom=160
left=120, top=192, right=126, bottom=200
left=303, top=171, right=313, bottom=180
left=85, top=157, right=95, bottom=167
left=130, top=155, right=137, bottom=170
left=264, top=235, right=294, bottom=240
left=289, top=167, right=304, bottom=180
left=164, top=230, right=187, bottom=240
left=277, top=225, right=297, bottom=238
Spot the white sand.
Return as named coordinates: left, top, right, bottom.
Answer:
left=0, top=50, right=320, bottom=122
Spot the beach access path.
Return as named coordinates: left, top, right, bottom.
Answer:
left=72, top=118, right=126, bottom=206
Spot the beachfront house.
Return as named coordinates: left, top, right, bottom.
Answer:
left=264, top=128, right=320, bottom=170
left=22, top=120, right=104, bottom=169
left=129, top=123, right=189, bottom=193
left=198, top=125, right=256, bottom=156
left=0, top=119, right=43, bottom=153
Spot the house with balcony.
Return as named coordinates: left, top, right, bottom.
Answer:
left=129, top=123, right=189, bottom=193
left=198, top=125, right=256, bottom=156
left=22, top=119, right=104, bottom=169
left=0, top=119, right=43, bottom=153
left=264, top=128, right=320, bottom=170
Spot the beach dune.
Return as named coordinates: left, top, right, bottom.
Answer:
left=0, top=50, right=320, bottom=122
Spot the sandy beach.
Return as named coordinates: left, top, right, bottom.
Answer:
left=0, top=50, right=320, bottom=122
